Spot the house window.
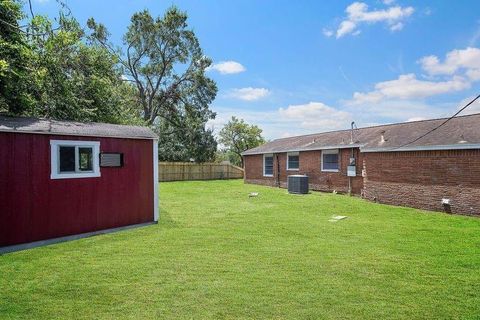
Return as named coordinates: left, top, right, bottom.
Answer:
left=50, top=140, right=101, bottom=179
left=321, top=149, right=339, bottom=172
left=287, top=152, right=299, bottom=170
left=263, top=154, right=274, bottom=177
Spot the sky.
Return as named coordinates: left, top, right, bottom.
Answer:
left=28, top=0, right=480, bottom=139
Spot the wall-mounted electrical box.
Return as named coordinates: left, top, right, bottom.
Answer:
left=347, top=165, right=356, bottom=177
left=347, top=157, right=356, bottom=177
left=100, top=153, right=124, bottom=167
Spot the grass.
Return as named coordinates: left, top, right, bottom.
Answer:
left=1, top=180, right=480, bottom=319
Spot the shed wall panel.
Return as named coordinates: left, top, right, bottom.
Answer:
left=0, top=132, right=154, bottom=247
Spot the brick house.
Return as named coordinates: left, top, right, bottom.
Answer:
left=242, top=113, right=480, bottom=215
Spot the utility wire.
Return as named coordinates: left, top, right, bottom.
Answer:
left=28, top=0, right=35, bottom=18
left=388, top=94, right=480, bottom=151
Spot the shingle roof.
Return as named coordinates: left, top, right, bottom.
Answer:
left=242, top=113, right=480, bottom=155
left=0, top=116, right=158, bottom=140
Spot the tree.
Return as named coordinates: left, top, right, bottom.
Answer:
left=28, top=13, right=141, bottom=123
left=218, top=117, right=266, bottom=167
left=0, top=0, right=35, bottom=114
left=155, top=110, right=217, bottom=162
left=87, top=7, right=217, bottom=127
left=0, top=0, right=142, bottom=124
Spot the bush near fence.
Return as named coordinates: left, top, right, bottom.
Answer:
left=159, top=162, right=244, bottom=181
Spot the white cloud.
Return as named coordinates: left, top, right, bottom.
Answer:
left=466, top=68, right=480, bottom=81
left=345, top=46, right=480, bottom=124
left=337, top=20, right=357, bottom=38
left=345, top=99, right=452, bottom=123
left=227, top=87, right=270, bottom=101
left=279, top=102, right=352, bottom=130
left=332, top=2, right=414, bottom=38
left=423, top=7, right=432, bottom=16
left=350, top=74, right=470, bottom=104
left=347, top=47, right=480, bottom=105
left=390, top=22, right=404, bottom=31
left=208, top=61, right=246, bottom=74
left=207, top=107, right=288, bottom=139
left=383, top=0, right=395, bottom=5
left=455, top=96, right=480, bottom=115
left=407, top=117, right=427, bottom=122
left=209, top=97, right=470, bottom=141
left=418, top=47, right=480, bottom=79
left=322, top=28, right=334, bottom=37
left=209, top=102, right=353, bottom=140
left=469, top=24, right=480, bottom=46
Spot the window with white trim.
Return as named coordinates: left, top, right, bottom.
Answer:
left=50, top=140, right=101, bottom=179
left=263, top=154, right=274, bottom=176
left=321, top=149, right=339, bottom=172
left=287, top=152, right=299, bottom=170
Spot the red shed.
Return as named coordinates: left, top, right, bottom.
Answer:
left=0, top=116, right=159, bottom=253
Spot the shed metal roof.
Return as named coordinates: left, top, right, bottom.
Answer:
left=242, top=113, right=480, bottom=155
left=0, top=116, right=158, bottom=140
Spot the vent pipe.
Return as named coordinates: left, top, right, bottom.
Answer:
left=380, top=130, right=387, bottom=143
left=350, top=121, right=355, bottom=144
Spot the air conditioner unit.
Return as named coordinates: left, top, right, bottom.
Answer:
left=287, top=175, right=309, bottom=194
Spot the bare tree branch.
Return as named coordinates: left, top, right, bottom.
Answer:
left=28, top=0, right=35, bottom=18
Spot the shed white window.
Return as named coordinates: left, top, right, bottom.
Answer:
left=321, top=149, right=339, bottom=172
left=50, top=140, right=100, bottom=179
left=263, top=154, right=274, bottom=177
left=287, top=152, right=299, bottom=171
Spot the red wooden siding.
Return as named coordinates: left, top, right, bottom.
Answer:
left=0, top=132, right=154, bottom=247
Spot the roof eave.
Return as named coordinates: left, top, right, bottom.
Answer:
left=360, top=143, right=480, bottom=153
left=242, top=143, right=364, bottom=156
left=0, top=128, right=158, bottom=140
left=242, top=143, right=480, bottom=155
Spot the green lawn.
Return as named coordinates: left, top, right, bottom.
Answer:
left=1, top=180, right=480, bottom=319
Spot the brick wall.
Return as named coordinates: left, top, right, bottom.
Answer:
left=362, top=150, right=480, bottom=215
left=244, top=148, right=480, bottom=216
left=243, top=148, right=364, bottom=194
left=243, top=154, right=278, bottom=188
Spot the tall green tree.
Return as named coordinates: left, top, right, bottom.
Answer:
left=28, top=13, right=140, bottom=123
left=156, top=119, right=217, bottom=163
left=0, top=0, right=142, bottom=124
left=88, top=7, right=218, bottom=161
left=0, top=0, right=34, bottom=114
left=87, top=7, right=217, bottom=127
left=155, top=99, right=217, bottom=162
left=218, top=117, right=266, bottom=167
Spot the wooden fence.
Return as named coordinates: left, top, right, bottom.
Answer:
left=159, top=162, right=244, bottom=181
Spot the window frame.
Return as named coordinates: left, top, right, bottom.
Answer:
left=321, top=149, right=339, bottom=173
left=50, top=140, right=101, bottom=179
left=263, top=153, right=274, bottom=177
left=286, top=152, right=300, bottom=171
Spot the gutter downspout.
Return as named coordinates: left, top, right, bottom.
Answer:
left=348, top=121, right=355, bottom=196
left=275, top=153, right=280, bottom=188
left=348, top=147, right=353, bottom=196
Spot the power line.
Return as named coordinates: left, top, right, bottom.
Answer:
left=28, top=0, right=35, bottom=19
left=388, top=94, right=480, bottom=151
